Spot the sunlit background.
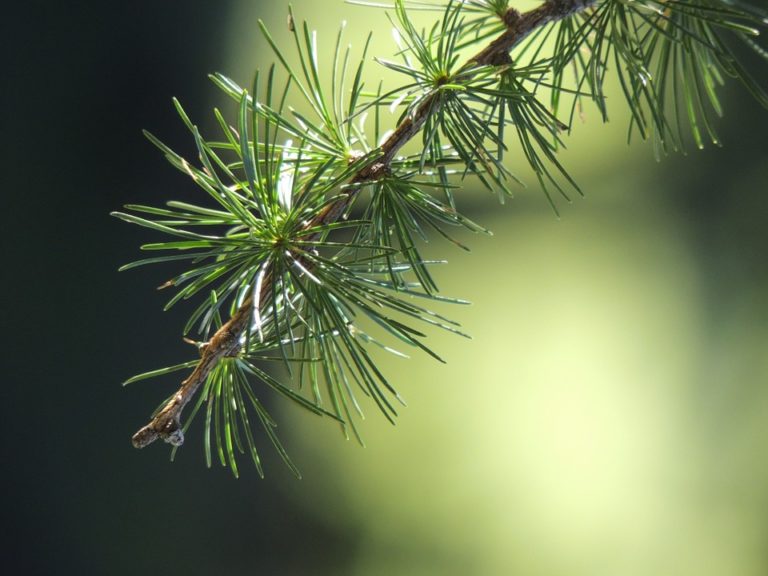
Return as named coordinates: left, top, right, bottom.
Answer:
left=3, top=1, right=768, bottom=574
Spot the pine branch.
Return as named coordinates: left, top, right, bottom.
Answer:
left=117, top=0, right=768, bottom=475
left=128, top=0, right=598, bottom=450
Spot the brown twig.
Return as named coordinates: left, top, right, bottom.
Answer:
left=470, top=0, right=596, bottom=66
left=131, top=295, right=253, bottom=448
left=131, top=0, right=597, bottom=449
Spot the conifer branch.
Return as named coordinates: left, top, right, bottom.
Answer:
left=118, top=0, right=768, bottom=475
left=130, top=0, right=598, bottom=450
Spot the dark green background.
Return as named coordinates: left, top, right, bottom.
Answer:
left=3, top=2, right=354, bottom=574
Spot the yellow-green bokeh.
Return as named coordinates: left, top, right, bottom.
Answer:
left=224, top=2, right=768, bottom=574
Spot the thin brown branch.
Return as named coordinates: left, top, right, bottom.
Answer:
left=131, top=0, right=597, bottom=449
left=470, top=0, right=596, bottom=66
left=131, top=295, right=253, bottom=448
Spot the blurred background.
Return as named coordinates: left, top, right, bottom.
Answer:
left=3, top=1, right=768, bottom=574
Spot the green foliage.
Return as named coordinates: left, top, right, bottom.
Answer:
left=115, top=0, right=768, bottom=476
left=523, top=0, right=768, bottom=152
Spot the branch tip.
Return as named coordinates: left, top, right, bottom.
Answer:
left=132, top=417, right=184, bottom=449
